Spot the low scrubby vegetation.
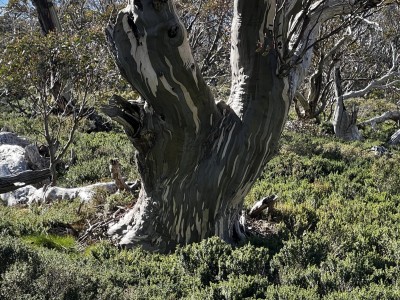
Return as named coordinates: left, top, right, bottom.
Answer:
left=1, top=105, right=400, bottom=298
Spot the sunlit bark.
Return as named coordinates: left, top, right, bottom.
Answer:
left=104, top=0, right=384, bottom=252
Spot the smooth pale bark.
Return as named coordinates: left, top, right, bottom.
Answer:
left=104, top=0, right=383, bottom=252
left=358, top=111, right=400, bottom=129
left=104, top=0, right=289, bottom=252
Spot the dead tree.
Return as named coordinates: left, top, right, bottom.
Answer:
left=333, top=44, right=399, bottom=140
left=332, top=66, right=362, bottom=140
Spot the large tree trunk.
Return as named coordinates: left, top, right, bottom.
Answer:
left=103, top=0, right=379, bottom=252
left=103, top=0, right=289, bottom=252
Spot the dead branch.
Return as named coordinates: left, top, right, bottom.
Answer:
left=0, top=169, right=51, bottom=194
left=109, top=158, right=130, bottom=192
left=358, top=110, right=400, bottom=129
left=249, top=195, right=278, bottom=218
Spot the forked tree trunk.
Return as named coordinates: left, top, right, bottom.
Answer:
left=103, top=0, right=289, bottom=252
left=103, top=0, right=377, bottom=252
left=293, top=53, right=326, bottom=121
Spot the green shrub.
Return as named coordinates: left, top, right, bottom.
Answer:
left=178, top=237, right=233, bottom=285
left=0, top=201, right=82, bottom=237
left=1, top=114, right=400, bottom=299
left=64, top=132, right=137, bottom=186
left=265, top=285, right=320, bottom=300
left=191, top=274, right=269, bottom=300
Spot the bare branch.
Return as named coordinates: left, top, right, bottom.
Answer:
left=343, top=45, right=399, bottom=99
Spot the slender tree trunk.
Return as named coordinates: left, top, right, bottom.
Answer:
left=332, top=66, right=362, bottom=141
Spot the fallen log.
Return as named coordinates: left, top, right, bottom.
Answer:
left=249, top=195, right=278, bottom=218
left=0, top=169, right=51, bottom=194
left=1, top=180, right=141, bottom=206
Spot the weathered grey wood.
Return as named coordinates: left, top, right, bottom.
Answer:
left=389, top=128, right=400, bottom=145
left=249, top=195, right=278, bottom=218
left=109, top=158, right=131, bottom=192
left=32, top=0, right=62, bottom=34
left=294, top=35, right=349, bottom=120
left=359, top=111, right=400, bottom=129
left=0, top=169, right=51, bottom=194
left=1, top=181, right=120, bottom=206
left=332, top=66, right=362, bottom=141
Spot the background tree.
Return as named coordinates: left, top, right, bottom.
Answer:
left=331, top=8, right=400, bottom=141
left=178, top=0, right=232, bottom=95
left=0, top=0, right=125, bottom=184
left=102, top=0, right=386, bottom=252
left=293, top=22, right=349, bottom=122
left=293, top=5, right=400, bottom=123
left=0, top=32, right=108, bottom=183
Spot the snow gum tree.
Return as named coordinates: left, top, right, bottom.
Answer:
left=103, top=0, right=383, bottom=252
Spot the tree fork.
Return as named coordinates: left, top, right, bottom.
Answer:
left=102, top=0, right=290, bottom=252
left=104, top=0, right=380, bottom=252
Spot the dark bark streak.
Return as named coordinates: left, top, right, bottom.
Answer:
left=32, top=0, right=61, bottom=34
left=0, top=169, right=51, bottom=194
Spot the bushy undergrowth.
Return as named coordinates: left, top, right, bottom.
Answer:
left=0, top=110, right=138, bottom=187
left=241, top=129, right=400, bottom=298
left=62, top=131, right=138, bottom=186
left=1, top=113, right=400, bottom=298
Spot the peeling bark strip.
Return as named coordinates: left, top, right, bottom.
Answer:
left=104, top=0, right=384, bottom=252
